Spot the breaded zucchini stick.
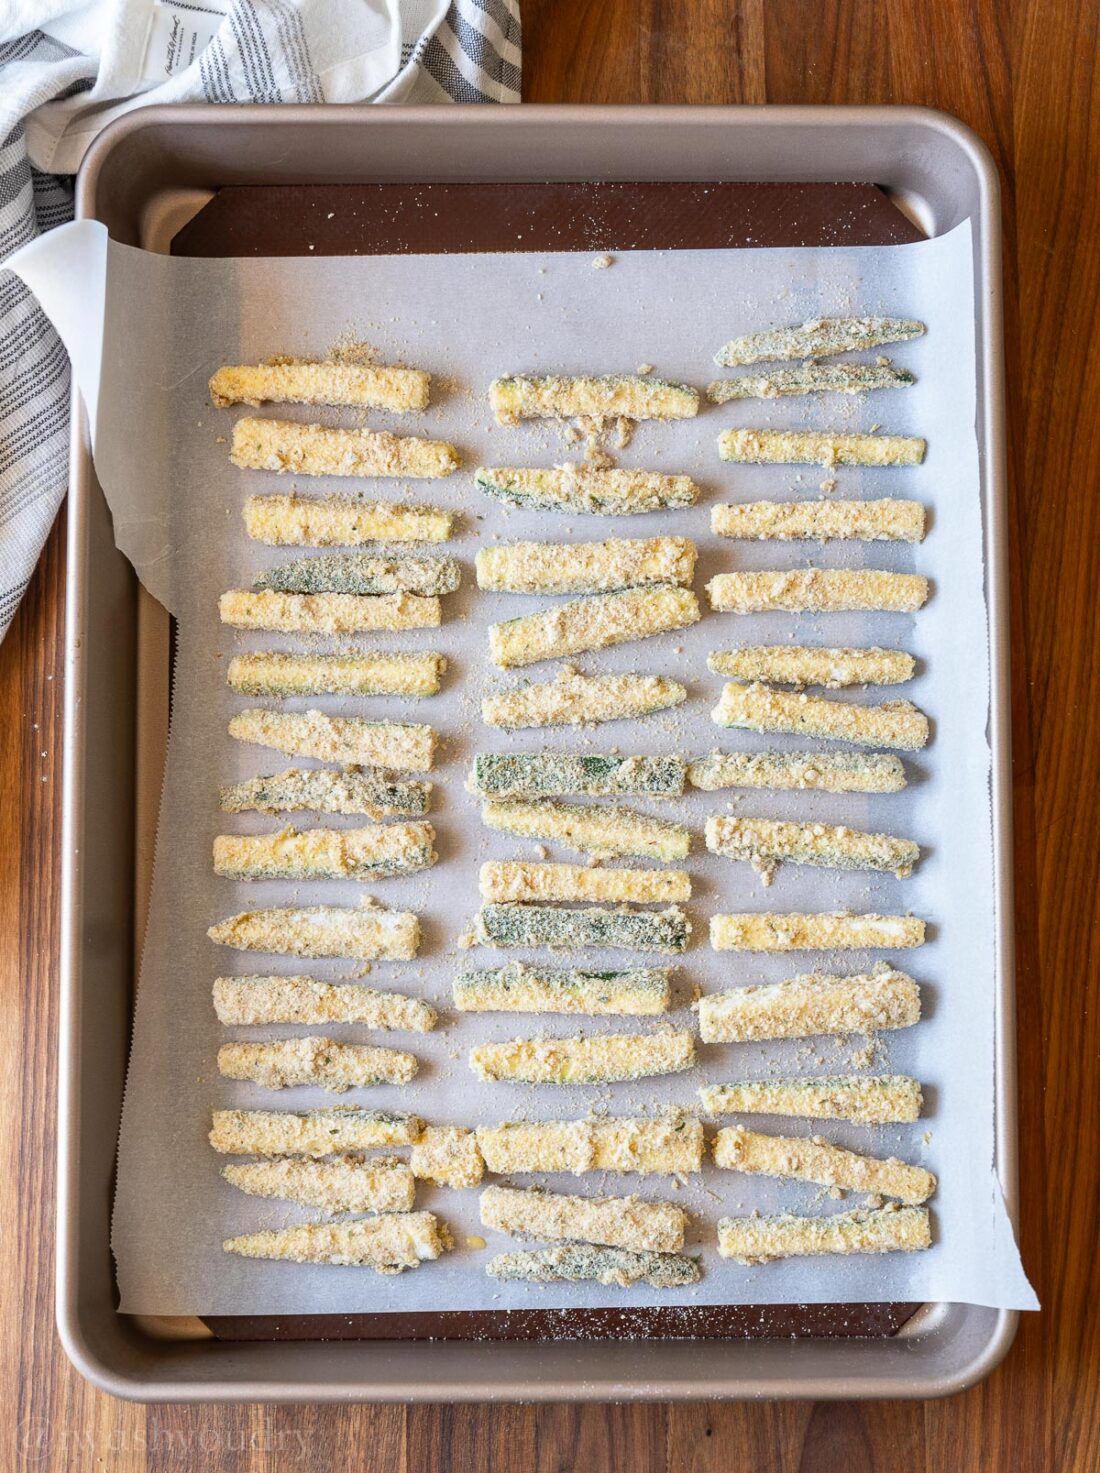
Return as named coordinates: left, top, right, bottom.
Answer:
left=707, top=646, right=914, bottom=687
left=695, top=965, right=920, bottom=1043
left=217, top=1037, right=418, bottom=1090
left=454, top=962, right=672, bottom=1016
left=471, top=904, right=690, bottom=954
left=698, top=1075, right=923, bottom=1125
left=707, top=570, right=929, bottom=614
left=482, top=798, right=690, bottom=862
left=717, top=1205, right=931, bottom=1264
left=253, top=551, right=460, bottom=596
left=718, top=428, right=926, bottom=467
left=218, top=589, right=440, bottom=633
left=479, top=861, right=690, bottom=905
left=243, top=494, right=452, bottom=545
left=213, top=975, right=437, bottom=1031
left=488, top=1244, right=700, bottom=1288
left=212, top=822, right=436, bottom=881
left=689, top=751, right=906, bottom=795
left=410, top=1126, right=485, bottom=1188
left=715, top=316, right=925, bottom=367
left=483, top=668, right=686, bottom=728
left=711, top=498, right=924, bottom=542
left=710, top=912, right=926, bottom=952
left=708, top=363, right=914, bottom=400
left=470, top=1031, right=695, bottom=1085
left=713, top=1125, right=936, bottom=1205
left=224, top=1212, right=450, bottom=1272
left=476, top=537, right=696, bottom=595
left=490, top=585, right=700, bottom=668
left=209, top=360, right=430, bottom=411
left=705, top=815, right=919, bottom=883
left=481, top=1183, right=686, bottom=1252
left=229, top=710, right=435, bottom=770
left=489, top=374, right=699, bottom=425
left=207, top=904, right=419, bottom=960
left=712, top=682, right=929, bottom=751
left=476, top=1114, right=703, bottom=1176
left=230, top=417, right=459, bottom=479
left=222, top=1155, right=416, bottom=1214
left=219, top=766, right=430, bottom=819
left=227, top=651, right=446, bottom=699
left=475, top=465, right=697, bottom=515
left=470, top=753, right=686, bottom=801
left=209, top=1105, right=422, bottom=1156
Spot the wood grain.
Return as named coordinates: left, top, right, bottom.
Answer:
left=2, top=0, right=1097, bottom=1467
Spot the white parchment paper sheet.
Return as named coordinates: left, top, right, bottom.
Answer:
left=17, top=218, right=1037, bottom=1313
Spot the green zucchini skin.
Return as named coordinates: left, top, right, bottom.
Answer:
left=253, top=551, right=461, bottom=596
left=469, top=753, right=686, bottom=800
left=454, top=961, right=672, bottom=1014
left=472, top=903, right=690, bottom=954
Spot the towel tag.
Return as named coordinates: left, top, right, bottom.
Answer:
left=141, top=1, right=227, bottom=80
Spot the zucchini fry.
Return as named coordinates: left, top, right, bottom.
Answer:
left=714, top=1125, right=935, bottom=1205
left=223, top=1155, right=415, bottom=1215
left=470, top=753, right=686, bottom=800
left=209, top=1105, right=422, bottom=1155
left=224, top=1212, right=450, bottom=1272
left=695, top=965, right=920, bottom=1043
left=218, top=589, right=440, bottom=633
left=490, top=585, right=700, bottom=668
left=689, top=751, right=907, bottom=795
left=207, top=904, right=420, bottom=960
left=454, top=962, right=672, bottom=1016
left=470, top=1031, right=695, bottom=1085
left=718, top=428, right=926, bottom=467
left=483, top=668, right=686, bottom=729
left=715, top=316, right=925, bottom=366
left=253, top=551, right=460, bottom=596
left=711, top=681, right=929, bottom=750
left=709, top=912, right=926, bottom=952
left=476, top=1114, right=703, bottom=1176
left=209, top=360, right=429, bottom=411
left=489, top=374, right=699, bottom=425
left=212, top=823, right=436, bottom=881
left=482, top=797, right=689, bottom=861
left=217, top=1037, right=418, bottom=1090
left=705, top=814, right=919, bottom=883
left=230, top=416, right=459, bottom=478
left=706, top=570, right=929, bottom=614
left=476, top=537, right=696, bottom=594
left=707, top=646, right=914, bottom=687
left=708, top=362, right=914, bottom=400
left=711, top=499, right=924, bottom=542
left=475, top=465, right=697, bottom=515
left=698, top=1075, right=923, bottom=1125
left=410, top=1126, right=485, bottom=1188
left=488, top=1244, right=700, bottom=1288
left=717, top=1205, right=931, bottom=1264
left=480, top=1183, right=687, bottom=1252
left=219, top=767, right=431, bottom=819
left=227, top=651, right=446, bottom=699
left=479, top=861, right=690, bottom=905
left=243, top=494, right=452, bottom=545
left=213, top=975, right=437, bottom=1031
left=228, top=710, right=435, bottom=770
left=471, top=904, right=690, bottom=954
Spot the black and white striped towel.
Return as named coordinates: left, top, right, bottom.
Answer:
left=0, top=0, right=521, bottom=640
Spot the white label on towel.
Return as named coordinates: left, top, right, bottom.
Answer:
left=141, top=1, right=227, bottom=80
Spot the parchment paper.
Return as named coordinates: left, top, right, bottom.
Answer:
left=12, top=218, right=1037, bottom=1313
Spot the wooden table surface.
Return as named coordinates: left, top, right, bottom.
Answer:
left=3, top=1, right=1097, bottom=1467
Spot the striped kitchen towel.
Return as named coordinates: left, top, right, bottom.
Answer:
left=0, top=0, right=521, bottom=641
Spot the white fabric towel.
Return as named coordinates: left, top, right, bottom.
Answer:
left=0, top=0, right=521, bottom=637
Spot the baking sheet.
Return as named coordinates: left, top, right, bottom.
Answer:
left=13, top=219, right=1037, bottom=1314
